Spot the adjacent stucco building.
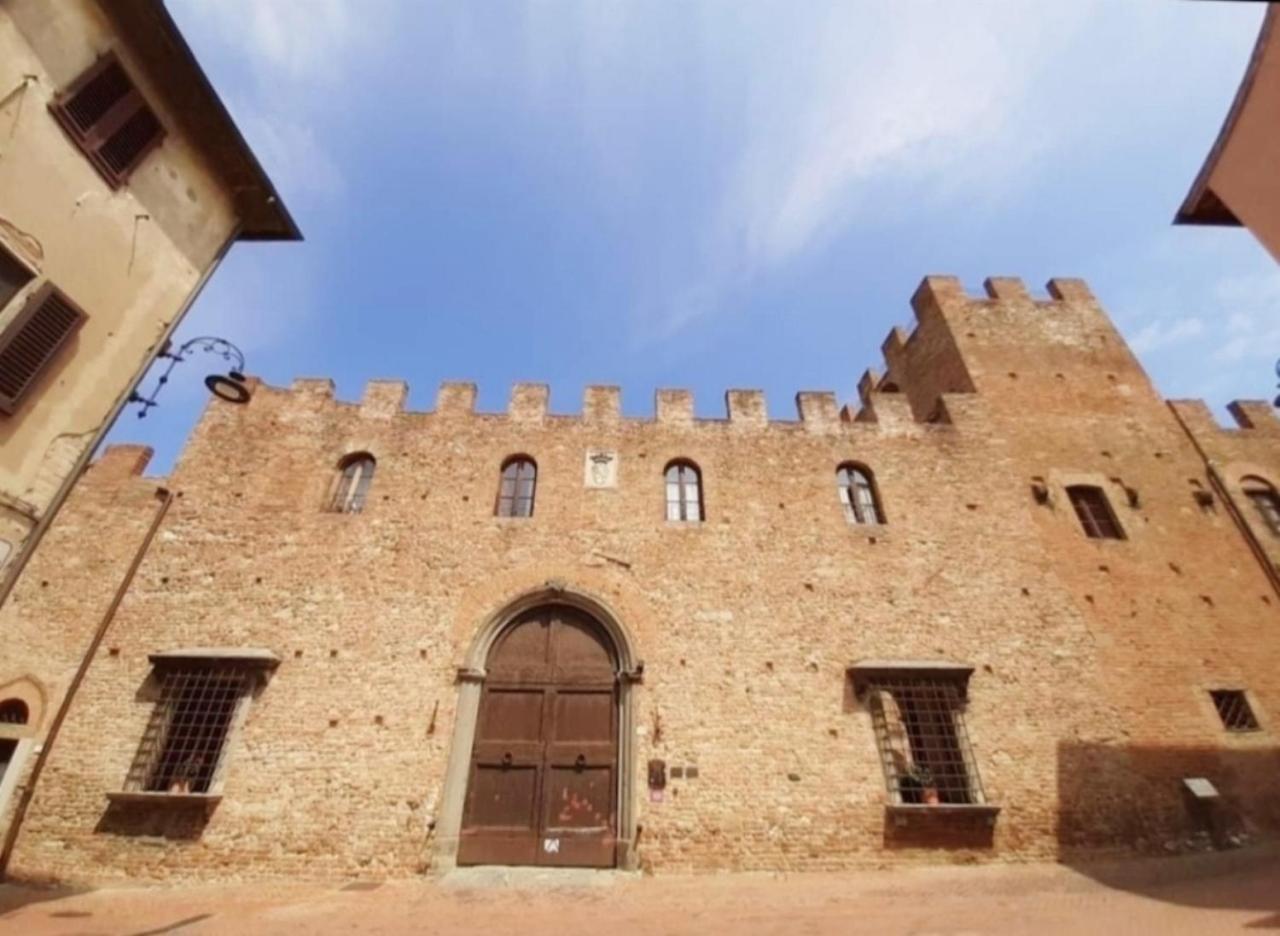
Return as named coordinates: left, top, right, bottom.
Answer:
left=0, top=0, right=298, bottom=608
left=0, top=276, right=1276, bottom=882
left=1178, top=5, right=1280, bottom=262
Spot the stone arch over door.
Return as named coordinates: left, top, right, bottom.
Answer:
left=433, top=586, right=640, bottom=871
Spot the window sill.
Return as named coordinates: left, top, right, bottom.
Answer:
left=106, top=791, right=222, bottom=811
left=886, top=803, right=1000, bottom=827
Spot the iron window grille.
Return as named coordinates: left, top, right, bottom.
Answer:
left=124, top=665, right=253, bottom=795
left=837, top=463, right=883, bottom=525
left=665, top=460, right=703, bottom=522
left=496, top=457, right=537, bottom=517
left=864, top=676, right=986, bottom=806
left=329, top=453, right=376, bottom=513
left=1210, top=690, right=1260, bottom=732
left=1066, top=485, right=1125, bottom=540
left=1242, top=477, right=1280, bottom=537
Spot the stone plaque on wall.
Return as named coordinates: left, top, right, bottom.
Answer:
left=584, top=450, right=618, bottom=488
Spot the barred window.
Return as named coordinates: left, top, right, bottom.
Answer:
left=837, top=463, right=883, bottom=525
left=665, top=460, right=703, bottom=522
left=1066, top=485, right=1125, bottom=540
left=496, top=456, right=537, bottom=517
left=1242, top=477, right=1280, bottom=537
left=329, top=453, right=376, bottom=514
left=1210, top=689, right=1260, bottom=732
left=861, top=674, right=985, bottom=806
left=125, top=665, right=253, bottom=795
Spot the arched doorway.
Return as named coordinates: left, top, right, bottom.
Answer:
left=457, top=604, right=620, bottom=867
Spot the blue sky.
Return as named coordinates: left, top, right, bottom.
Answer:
left=112, top=1, right=1279, bottom=470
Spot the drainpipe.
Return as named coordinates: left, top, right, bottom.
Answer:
left=0, top=485, right=174, bottom=877
left=1169, top=402, right=1280, bottom=602
left=0, top=223, right=241, bottom=613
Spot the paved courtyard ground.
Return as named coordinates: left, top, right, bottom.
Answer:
left=1, top=849, right=1277, bottom=935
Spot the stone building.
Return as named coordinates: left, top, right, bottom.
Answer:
left=0, top=1, right=298, bottom=605
left=0, top=276, right=1277, bottom=882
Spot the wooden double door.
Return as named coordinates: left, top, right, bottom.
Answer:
left=458, top=606, right=619, bottom=868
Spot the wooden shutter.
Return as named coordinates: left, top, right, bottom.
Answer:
left=49, top=53, right=165, bottom=188
left=0, top=284, right=86, bottom=414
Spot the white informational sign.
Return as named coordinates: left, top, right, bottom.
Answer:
left=543, top=838, right=561, bottom=854
left=1183, top=777, right=1219, bottom=800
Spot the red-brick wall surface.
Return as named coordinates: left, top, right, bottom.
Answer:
left=2, top=277, right=1277, bottom=883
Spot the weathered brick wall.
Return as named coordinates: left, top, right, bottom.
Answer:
left=2, top=276, right=1278, bottom=883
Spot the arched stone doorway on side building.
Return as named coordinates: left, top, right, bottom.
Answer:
left=433, top=587, right=640, bottom=871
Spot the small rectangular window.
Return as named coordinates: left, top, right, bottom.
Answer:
left=1244, top=485, right=1280, bottom=537
left=862, top=675, right=986, bottom=806
left=49, top=53, right=165, bottom=188
left=1210, top=689, right=1260, bottom=732
left=0, top=284, right=87, bottom=414
left=0, top=243, right=33, bottom=312
left=1067, top=485, right=1125, bottom=540
left=125, top=665, right=253, bottom=794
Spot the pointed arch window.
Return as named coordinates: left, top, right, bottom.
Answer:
left=497, top=457, right=537, bottom=517
left=329, top=453, right=376, bottom=514
left=838, top=463, right=883, bottom=525
left=1242, top=476, right=1280, bottom=537
left=665, top=460, right=703, bottom=522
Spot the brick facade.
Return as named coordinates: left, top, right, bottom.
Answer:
left=1, top=276, right=1277, bottom=883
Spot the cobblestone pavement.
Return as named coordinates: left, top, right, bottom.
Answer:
left=1, top=850, right=1277, bottom=935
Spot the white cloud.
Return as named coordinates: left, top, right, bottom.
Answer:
left=1210, top=273, right=1280, bottom=364
left=730, top=4, right=1083, bottom=268
left=1130, top=317, right=1204, bottom=354
left=169, top=0, right=392, bottom=83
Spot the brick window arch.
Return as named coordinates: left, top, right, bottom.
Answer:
left=0, top=698, right=28, bottom=725
left=665, top=460, right=703, bottom=522
left=1066, top=485, right=1125, bottom=540
left=329, top=452, right=376, bottom=514
left=1242, top=476, right=1280, bottom=537
left=497, top=456, right=537, bottom=517
left=837, top=463, right=883, bottom=525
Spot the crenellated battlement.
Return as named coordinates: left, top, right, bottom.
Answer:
left=189, top=274, right=1200, bottom=443
left=228, top=375, right=982, bottom=437
left=1169, top=399, right=1280, bottom=439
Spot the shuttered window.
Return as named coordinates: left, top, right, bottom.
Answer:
left=0, top=244, right=33, bottom=313
left=49, top=54, right=165, bottom=188
left=0, top=284, right=86, bottom=414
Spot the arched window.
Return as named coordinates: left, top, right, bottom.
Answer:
left=665, top=460, right=703, bottom=522
left=0, top=698, right=28, bottom=724
left=329, top=453, right=376, bottom=514
left=1066, top=485, right=1124, bottom=540
left=497, top=457, right=537, bottom=517
left=837, top=463, right=883, bottom=525
left=1242, top=476, right=1280, bottom=537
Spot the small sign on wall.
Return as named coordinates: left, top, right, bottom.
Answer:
left=584, top=450, right=618, bottom=488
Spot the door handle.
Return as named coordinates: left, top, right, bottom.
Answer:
left=502, top=752, right=513, bottom=768
left=575, top=754, right=587, bottom=771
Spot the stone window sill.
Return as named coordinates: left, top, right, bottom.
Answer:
left=106, top=791, right=222, bottom=811
left=886, top=803, right=1000, bottom=827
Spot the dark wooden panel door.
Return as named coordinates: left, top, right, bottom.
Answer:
left=458, top=607, right=618, bottom=868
